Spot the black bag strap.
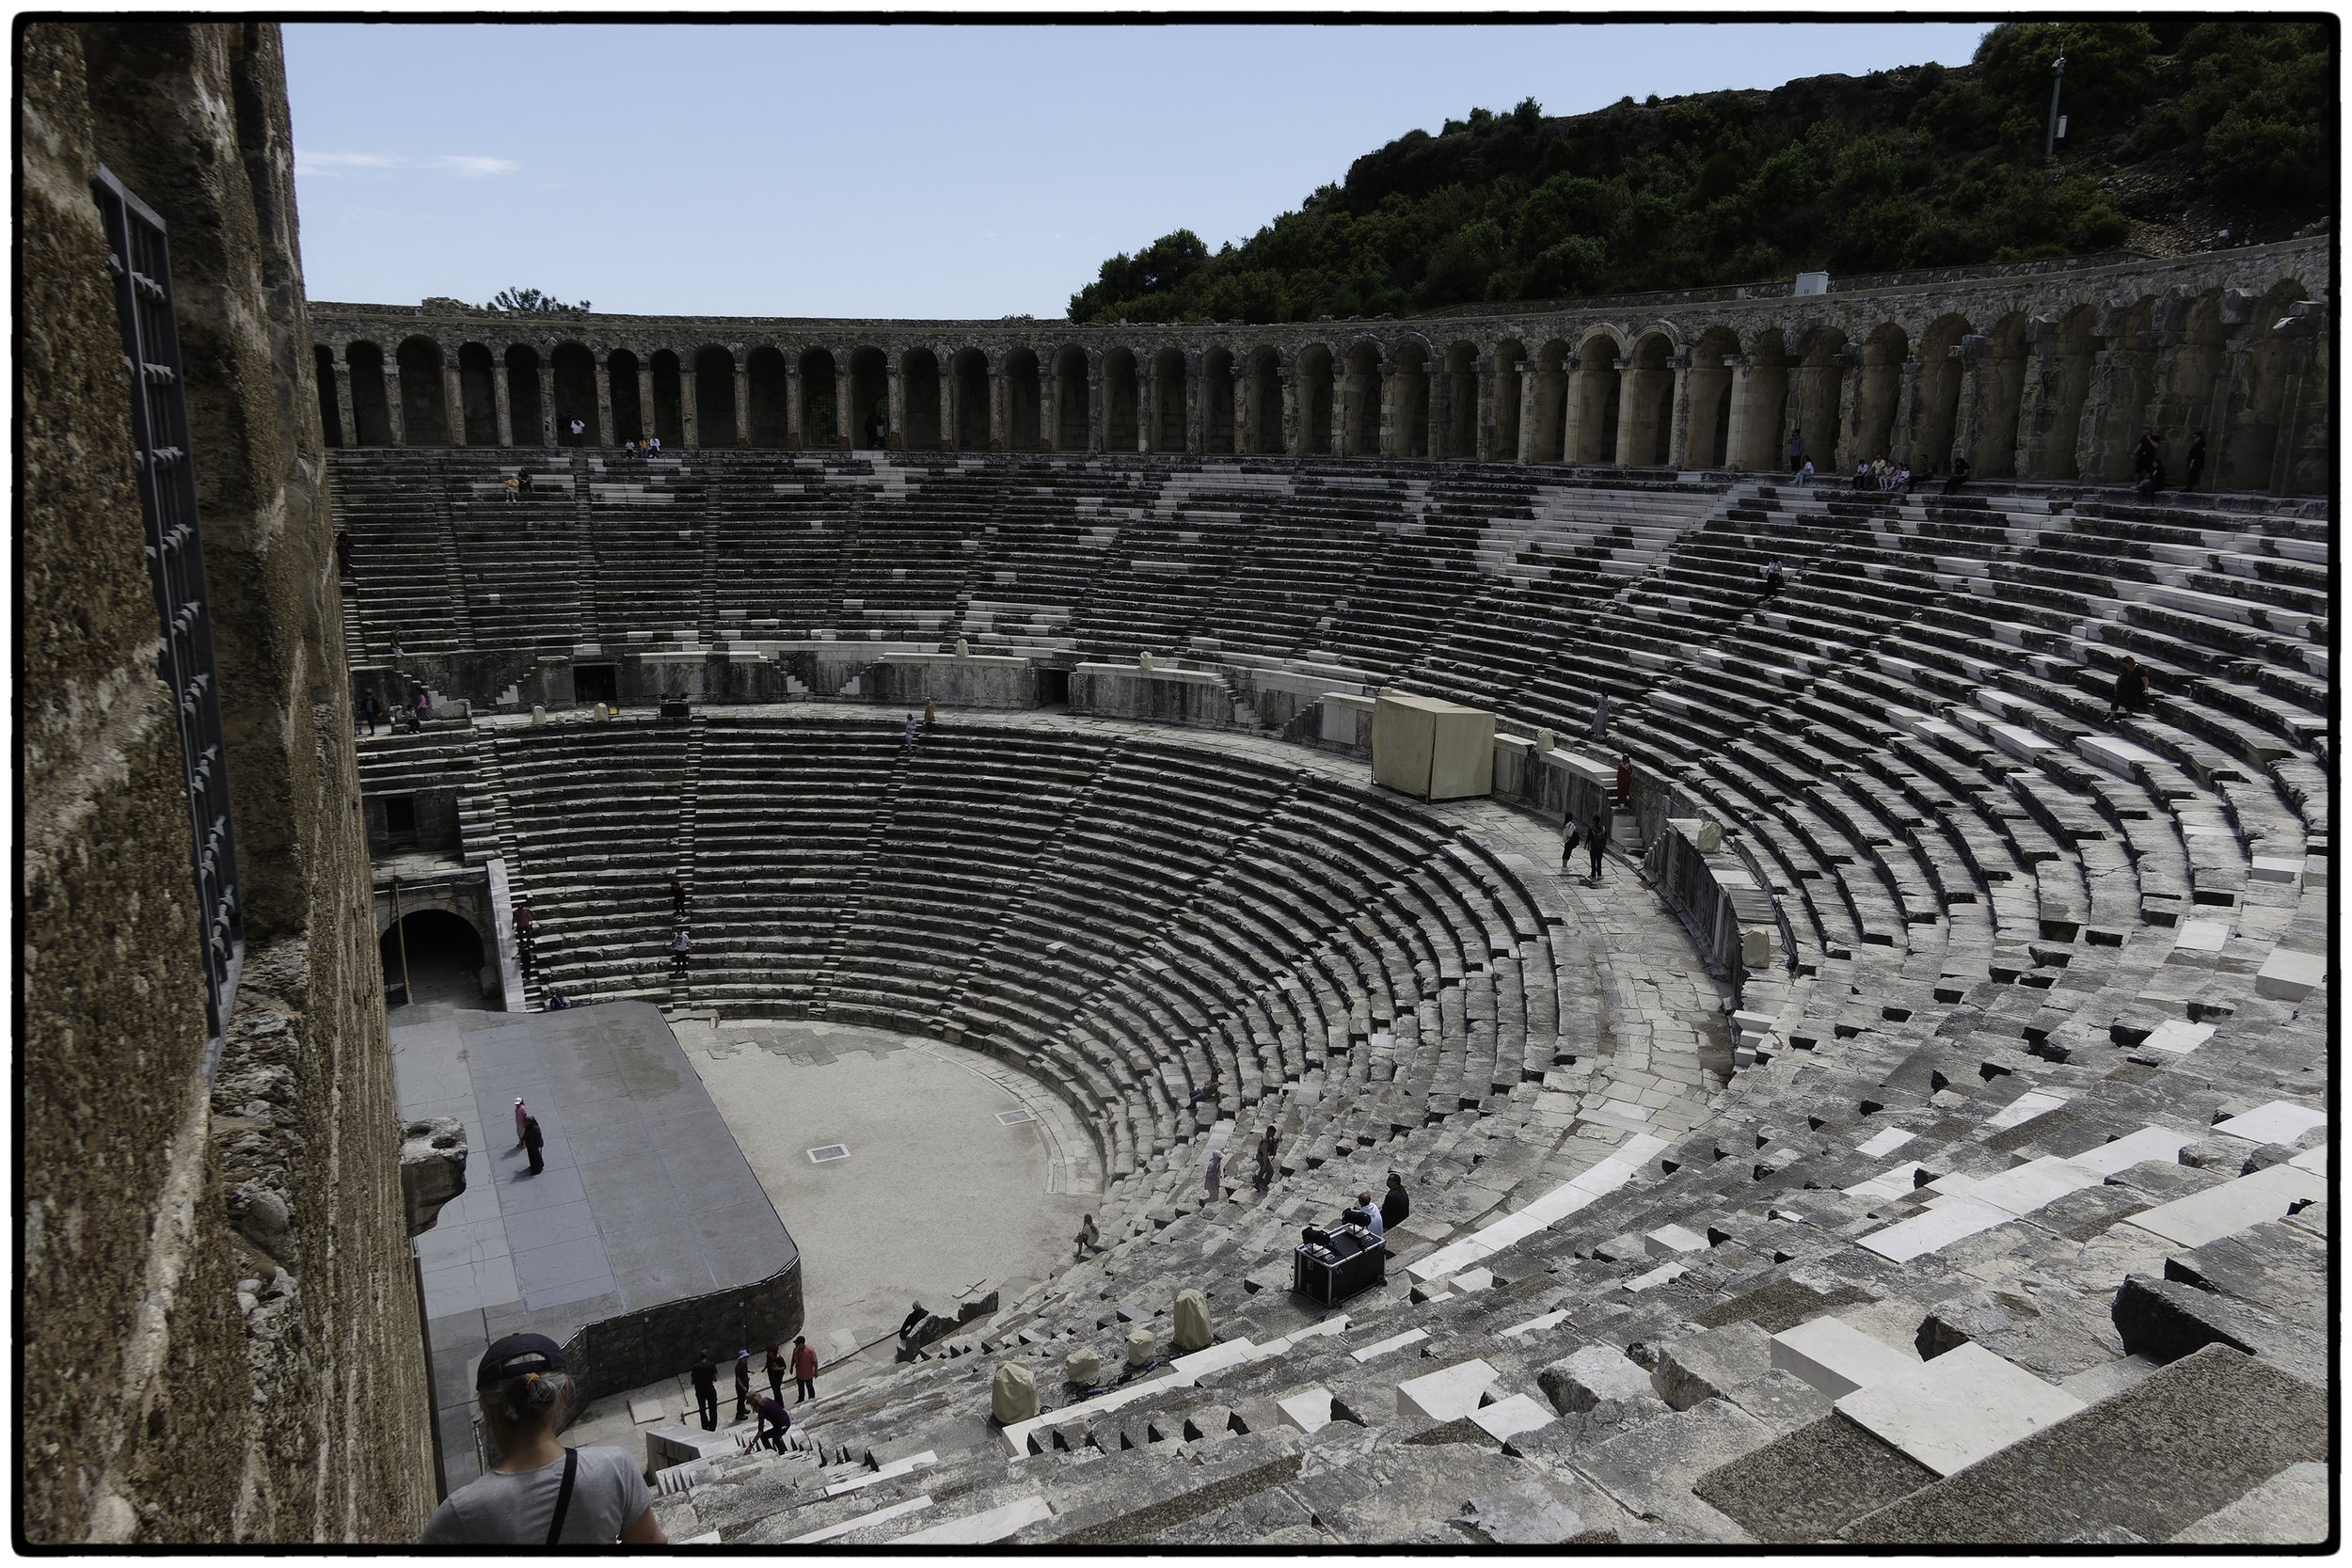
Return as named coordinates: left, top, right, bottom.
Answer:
left=545, top=1448, right=579, bottom=1545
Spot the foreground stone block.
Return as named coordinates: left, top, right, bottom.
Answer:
left=1652, top=1323, right=1772, bottom=1412
left=1771, top=1316, right=1918, bottom=1399
left=2169, top=1462, right=2329, bottom=1544
left=1449, top=1482, right=1583, bottom=1545
left=1538, top=1344, right=1650, bottom=1414
left=1834, top=1343, right=2084, bottom=1476
left=399, top=1117, right=469, bottom=1236
left=1469, top=1393, right=1555, bottom=1443
left=2122, top=1163, right=2325, bottom=1248
left=1397, top=1358, right=1498, bottom=1422
left=2253, top=946, right=2324, bottom=1001
left=1694, top=1413, right=1939, bottom=1544
left=2109, top=1275, right=2325, bottom=1387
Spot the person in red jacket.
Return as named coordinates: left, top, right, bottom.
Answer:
left=1614, top=755, right=1634, bottom=809
left=790, top=1335, right=819, bottom=1403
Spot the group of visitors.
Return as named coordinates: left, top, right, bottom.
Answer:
left=2135, top=426, right=2206, bottom=498
left=618, top=436, right=664, bottom=462
left=687, top=1338, right=819, bottom=1441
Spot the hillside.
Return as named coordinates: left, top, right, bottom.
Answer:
left=1069, top=19, right=2332, bottom=324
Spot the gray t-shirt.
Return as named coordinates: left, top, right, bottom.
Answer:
left=421, top=1446, right=653, bottom=1544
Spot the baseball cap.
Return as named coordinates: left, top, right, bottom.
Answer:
left=477, top=1332, right=566, bottom=1387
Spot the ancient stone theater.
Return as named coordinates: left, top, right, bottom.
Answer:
left=21, top=18, right=2332, bottom=1546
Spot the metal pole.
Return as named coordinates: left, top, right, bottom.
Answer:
left=2045, top=56, right=2067, bottom=158
left=391, top=878, right=413, bottom=1006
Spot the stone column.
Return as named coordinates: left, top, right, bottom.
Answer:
left=1472, top=355, right=1495, bottom=459
left=1947, top=341, right=1992, bottom=469
left=1279, top=356, right=1300, bottom=455
left=784, top=350, right=803, bottom=451
left=632, top=359, right=654, bottom=446
left=678, top=356, right=699, bottom=449
left=1426, top=366, right=1452, bottom=461
left=332, top=361, right=357, bottom=448
left=1515, top=359, right=1538, bottom=463
left=443, top=358, right=467, bottom=445
left=1887, top=357, right=1925, bottom=467
left=2010, top=326, right=2061, bottom=481
left=1135, top=359, right=1154, bottom=451
left=938, top=359, right=956, bottom=452
left=1184, top=353, right=1204, bottom=454
left=1087, top=350, right=1105, bottom=452
left=735, top=362, right=751, bottom=449
left=593, top=353, right=615, bottom=447
left=1558, top=356, right=1584, bottom=465
left=1663, top=355, right=1694, bottom=468
left=987, top=364, right=1007, bottom=452
left=835, top=350, right=857, bottom=450
left=1377, top=357, right=1401, bottom=457
left=490, top=360, right=514, bottom=447
left=1832, top=355, right=1866, bottom=472
left=383, top=366, right=405, bottom=447
left=1229, top=362, right=1246, bottom=453
left=885, top=356, right=906, bottom=451
left=1039, top=360, right=1057, bottom=452
left=1612, top=358, right=1642, bottom=466
left=1721, top=356, right=1754, bottom=470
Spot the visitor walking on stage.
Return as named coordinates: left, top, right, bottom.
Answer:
left=359, top=691, right=381, bottom=736
left=753, top=1393, right=791, bottom=1453
left=903, top=713, right=919, bottom=751
left=420, top=1333, right=664, bottom=1544
left=733, top=1350, right=753, bottom=1422
left=514, top=1097, right=530, bottom=1148
left=1585, top=813, right=1611, bottom=884
left=2185, top=430, right=2207, bottom=491
left=791, top=1336, right=819, bottom=1403
left=690, top=1352, right=720, bottom=1432
left=1559, top=815, right=1584, bottom=872
left=521, top=1114, right=546, bottom=1175
left=764, top=1342, right=787, bottom=1405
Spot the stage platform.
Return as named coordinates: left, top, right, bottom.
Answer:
left=390, top=1001, right=800, bottom=1493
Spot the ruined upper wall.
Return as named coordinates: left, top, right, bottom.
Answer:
left=20, top=21, right=432, bottom=1543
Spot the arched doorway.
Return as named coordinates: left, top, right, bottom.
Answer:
left=849, top=347, right=889, bottom=447
left=746, top=346, right=788, bottom=447
left=607, top=349, right=644, bottom=444
left=1490, top=337, right=1525, bottom=458
left=1003, top=349, right=1041, bottom=451
left=1731, top=328, right=1790, bottom=472
left=1527, top=340, right=1570, bottom=463
left=457, top=342, right=499, bottom=446
left=1051, top=347, right=1089, bottom=451
left=1242, top=347, right=1281, bottom=454
left=651, top=350, right=684, bottom=447
left=1201, top=347, right=1236, bottom=452
left=348, top=341, right=392, bottom=446
left=1295, top=345, right=1334, bottom=455
left=1150, top=348, right=1188, bottom=451
left=1619, top=333, right=1677, bottom=467
left=951, top=349, right=990, bottom=450
left=1341, top=341, right=1383, bottom=457
left=1390, top=342, right=1429, bottom=458
left=313, top=344, right=343, bottom=446
left=900, top=348, right=941, bottom=451
left=549, top=341, right=598, bottom=445
left=381, top=909, right=491, bottom=1009
left=800, top=348, right=839, bottom=448
left=694, top=345, right=738, bottom=448
left=2220, top=279, right=2312, bottom=491
left=1568, top=332, right=1623, bottom=463
left=1442, top=343, right=1477, bottom=458
left=1913, top=314, right=1971, bottom=468
left=1103, top=349, right=1139, bottom=451
left=505, top=344, right=546, bottom=446
left=396, top=336, right=449, bottom=446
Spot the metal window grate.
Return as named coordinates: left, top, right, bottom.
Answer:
left=995, top=1109, right=1037, bottom=1126
left=94, top=167, right=243, bottom=1078
left=806, top=1145, right=850, bottom=1164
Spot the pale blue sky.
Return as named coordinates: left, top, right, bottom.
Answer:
left=284, top=21, right=1993, bottom=320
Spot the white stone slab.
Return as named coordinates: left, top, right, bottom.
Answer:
left=1351, top=1328, right=1428, bottom=1363
left=1856, top=1127, right=1916, bottom=1158
left=1624, top=1261, right=1687, bottom=1292
left=1276, top=1388, right=1335, bottom=1435
left=788, top=1496, right=935, bottom=1544
left=1645, top=1224, right=1708, bottom=1256
left=2213, top=1101, right=2327, bottom=1147
left=1962, top=1155, right=2105, bottom=1218
left=1845, top=1162, right=1928, bottom=1202
left=1398, top=1358, right=1499, bottom=1422
left=2249, top=854, right=2304, bottom=884
left=1470, top=1393, right=1556, bottom=1442
left=1451, top=1266, right=1496, bottom=1294
left=2123, top=1164, right=2327, bottom=1248
left=1287, top=1314, right=1350, bottom=1343
left=2077, top=735, right=2163, bottom=777
left=1501, top=1310, right=1569, bottom=1338
left=2290, top=1146, right=2328, bottom=1174
left=1985, top=1090, right=2070, bottom=1132
left=2068, top=1125, right=2195, bottom=1176
left=1836, top=1343, right=2085, bottom=1476
left=1168, top=1338, right=1258, bottom=1385
left=628, top=1393, right=672, bottom=1425
left=2172, top=918, right=2233, bottom=954
left=896, top=1494, right=1053, bottom=1544
left=1859, top=1197, right=2012, bottom=1262
left=2143, top=1019, right=2217, bottom=1055
left=825, top=1450, right=935, bottom=1497
left=2255, top=947, right=2326, bottom=1001
left=1772, top=1316, right=1920, bottom=1399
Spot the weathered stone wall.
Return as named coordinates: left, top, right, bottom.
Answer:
left=307, top=239, right=2328, bottom=491
left=19, top=22, right=433, bottom=1543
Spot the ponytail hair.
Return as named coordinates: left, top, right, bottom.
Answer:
left=482, top=1369, right=570, bottom=1432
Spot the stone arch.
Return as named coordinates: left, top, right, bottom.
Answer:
left=1003, top=348, right=1041, bottom=452
left=2083, top=295, right=2157, bottom=481
left=1102, top=348, right=1140, bottom=451
left=1389, top=340, right=1430, bottom=458
left=379, top=908, right=490, bottom=1006
left=1201, top=346, right=1236, bottom=453
left=1789, top=325, right=1845, bottom=473
left=1051, top=345, right=1090, bottom=451
left=1295, top=344, right=1334, bottom=455
left=1684, top=325, right=1741, bottom=469
left=605, top=348, right=643, bottom=444
left=900, top=347, right=941, bottom=451
left=1341, top=341, right=1383, bottom=457
left=1913, top=312, right=1971, bottom=467
left=2147, top=289, right=2226, bottom=479
left=1970, top=312, right=2031, bottom=479
left=1728, top=326, right=1790, bottom=472
left=549, top=341, right=598, bottom=445
left=505, top=344, right=546, bottom=447
left=1527, top=339, right=1571, bottom=464
left=649, top=350, right=684, bottom=447
left=1567, top=330, right=1623, bottom=463
left=2220, top=278, right=2313, bottom=491
left=849, top=347, right=889, bottom=447
left=395, top=335, right=448, bottom=446
left=456, top=342, right=499, bottom=446
left=1150, top=347, right=1188, bottom=452
left=693, top=345, right=738, bottom=448
left=1242, top=346, right=1282, bottom=454
left=1618, top=332, right=1677, bottom=467
left=799, top=347, right=839, bottom=448
left=347, top=341, right=394, bottom=446
left=1490, top=337, right=1526, bottom=459
left=950, top=349, right=990, bottom=450
left=746, top=346, right=789, bottom=448
left=2021, top=307, right=2096, bottom=480
left=1441, top=342, right=1478, bottom=459
left=1852, top=324, right=1907, bottom=466
left=313, top=344, right=343, bottom=446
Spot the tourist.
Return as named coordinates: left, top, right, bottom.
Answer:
left=1906, top=462, right=1932, bottom=495
left=1252, top=1144, right=1275, bottom=1193
left=670, top=874, right=688, bottom=917
left=1759, top=559, right=1783, bottom=598
left=1795, top=458, right=1814, bottom=486
left=764, top=1341, right=787, bottom=1405
left=1074, top=1214, right=1102, bottom=1258
left=358, top=691, right=380, bottom=736
left=1852, top=461, right=1871, bottom=492
left=2185, top=430, right=2207, bottom=491
left=514, top=1097, right=529, bottom=1148
left=922, top=697, right=937, bottom=730
left=791, top=1335, right=818, bottom=1403
left=389, top=631, right=405, bottom=672
left=753, top=1392, right=791, bottom=1453
left=419, top=1333, right=663, bottom=1544
left=567, top=417, right=585, bottom=446
left=689, top=1352, right=720, bottom=1432
left=621, top=438, right=637, bottom=462
left=502, top=472, right=521, bottom=505
left=1342, top=1190, right=1383, bottom=1243
left=1189, top=1071, right=1217, bottom=1106
left=670, top=927, right=691, bottom=975
left=2136, top=456, right=2166, bottom=500
left=1380, top=1172, right=1410, bottom=1232
left=733, top=1350, right=753, bottom=1422
left=335, top=530, right=352, bottom=577
left=1787, top=431, right=1804, bottom=473
left=647, top=434, right=661, bottom=457
left=2133, top=427, right=2159, bottom=480
left=1588, top=691, right=1609, bottom=743
left=2106, top=656, right=2153, bottom=722
left=902, top=713, right=919, bottom=751
left=1943, top=453, right=1970, bottom=494
left=1202, top=1148, right=1222, bottom=1205
left=898, top=1302, right=929, bottom=1343
left=1559, top=815, right=1583, bottom=871
left=1585, top=813, right=1610, bottom=884
left=521, top=1114, right=545, bottom=1176
left=1615, top=753, right=1634, bottom=808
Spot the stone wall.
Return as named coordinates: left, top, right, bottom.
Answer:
left=19, top=23, right=433, bottom=1543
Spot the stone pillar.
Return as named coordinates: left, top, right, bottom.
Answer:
left=1558, top=356, right=1585, bottom=465
left=1722, top=356, right=1754, bottom=470
left=1472, top=355, right=1495, bottom=459
left=1229, top=362, right=1246, bottom=453
left=2010, top=327, right=2060, bottom=482
left=1039, top=360, right=1057, bottom=452
left=1279, top=357, right=1300, bottom=455
left=1426, top=366, right=1452, bottom=461
left=538, top=346, right=559, bottom=447
left=593, top=354, right=614, bottom=447
left=1377, top=358, right=1401, bottom=457
left=734, top=362, right=751, bottom=449
left=1184, top=353, right=1204, bottom=454
left=1087, top=350, right=1105, bottom=452
left=383, top=366, right=405, bottom=447
left=633, top=359, right=654, bottom=446
left=1135, top=359, right=1154, bottom=451
left=1663, top=356, right=1694, bottom=468
left=1832, top=356, right=1866, bottom=472
left=835, top=351, right=857, bottom=450
left=490, top=360, right=514, bottom=447
left=784, top=350, right=803, bottom=451
left=938, top=361, right=955, bottom=452
left=442, top=359, right=467, bottom=445
left=332, top=362, right=357, bottom=448
left=1515, top=359, right=1538, bottom=463
left=1947, top=341, right=1992, bottom=469
left=678, top=357, right=699, bottom=449
left=1888, top=357, right=1924, bottom=467
left=987, top=364, right=1006, bottom=452
left=1612, top=358, right=1641, bottom=467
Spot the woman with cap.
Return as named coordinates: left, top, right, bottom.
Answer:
left=420, top=1333, right=665, bottom=1544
